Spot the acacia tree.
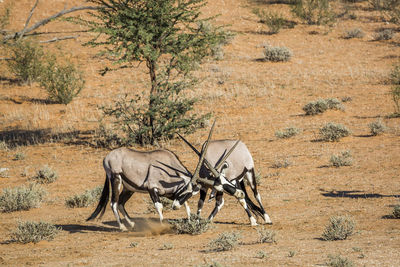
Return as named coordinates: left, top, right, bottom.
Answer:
left=73, top=0, right=227, bottom=145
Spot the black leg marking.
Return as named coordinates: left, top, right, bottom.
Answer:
left=197, top=188, right=208, bottom=216
left=208, top=191, right=224, bottom=221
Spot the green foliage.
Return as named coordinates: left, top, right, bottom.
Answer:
left=252, top=8, right=292, bottom=34
left=65, top=186, right=103, bottom=208
left=6, top=39, right=45, bottom=84
left=32, top=165, right=58, bottom=184
left=0, top=5, right=11, bottom=31
left=322, top=215, right=355, bottom=241
left=263, top=45, right=292, bottom=62
left=10, top=220, right=61, bottom=244
left=13, top=152, right=26, bottom=161
left=373, top=29, right=394, bottom=41
left=291, top=0, right=336, bottom=25
left=275, top=127, right=300, bottom=138
left=271, top=158, right=292, bottom=168
left=169, top=214, right=212, bottom=235
left=393, top=205, right=400, bottom=218
left=319, top=122, right=351, bottom=142
left=256, top=227, right=276, bottom=243
left=72, top=0, right=225, bottom=145
left=343, top=28, right=365, bottom=39
left=0, top=183, right=46, bottom=212
left=326, top=254, right=354, bottom=267
left=330, top=151, right=353, bottom=167
left=390, top=63, right=400, bottom=85
left=39, top=57, right=84, bottom=104
left=160, top=243, right=174, bottom=250
left=255, top=250, right=269, bottom=259
left=368, top=120, right=386, bottom=136
left=390, top=86, right=400, bottom=116
left=303, top=98, right=343, bottom=115
left=209, top=231, right=241, bottom=251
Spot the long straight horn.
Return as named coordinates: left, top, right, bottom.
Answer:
left=215, top=140, right=240, bottom=170
left=191, top=120, right=216, bottom=183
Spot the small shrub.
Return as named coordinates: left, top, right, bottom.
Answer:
left=263, top=45, right=292, bottom=62
left=374, top=29, right=394, bottom=41
left=368, top=120, right=386, bottom=136
left=6, top=39, right=45, bottom=84
left=288, top=250, right=296, bottom=257
left=255, top=250, right=269, bottom=259
left=32, top=165, right=58, bottom=184
left=326, top=254, right=354, bottom=267
left=275, top=127, right=300, bottom=138
left=209, top=231, right=241, bottom=251
left=390, top=64, right=400, bottom=85
left=129, top=241, right=139, bottom=248
left=303, top=98, right=343, bottom=115
left=271, top=158, right=292, bottom=168
left=169, top=214, right=212, bottom=235
left=13, top=152, right=26, bottom=161
left=319, top=123, right=351, bottom=142
left=160, top=243, right=174, bottom=250
left=253, top=8, right=288, bottom=34
left=0, top=183, right=46, bottom=212
left=291, top=0, right=336, bottom=25
left=330, top=151, right=353, bottom=167
left=10, top=220, right=60, bottom=244
left=393, top=205, right=400, bottom=218
left=256, top=227, right=276, bottom=243
left=322, top=215, right=355, bottom=241
left=343, top=28, right=365, bottom=39
left=65, top=186, right=102, bottom=208
left=40, top=58, right=85, bottom=105
left=0, top=168, right=10, bottom=178
left=390, top=85, right=400, bottom=116
left=0, top=141, right=8, bottom=151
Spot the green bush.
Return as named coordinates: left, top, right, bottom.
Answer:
left=13, top=152, right=26, bottom=161
left=10, top=220, right=61, bottom=244
left=343, top=28, right=365, bottom=39
left=322, top=215, right=355, bottom=241
left=252, top=8, right=288, bottom=34
left=326, top=254, right=354, bottom=267
left=263, top=45, right=292, bottom=62
left=256, top=227, right=276, bottom=243
left=275, top=127, right=300, bottom=138
left=291, top=0, right=336, bottom=25
left=39, top=59, right=84, bottom=104
left=319, top=123, right=351, bottom=141
left=6, top=40, right=45, bottom=84
left=393, top=205, right=400, bottom=218
left=255, top=250, right=269, bottom=259
left=169, top=214, right=212, bottom=235
left=65, top=186, right=102, bottom=208
left=0, top=183, right=46, bottom=212
left=390, top=63, right=400, bottom=85
left=330, top=151, right=353, bottom=167
left=368, top=120, right=386, bottom=136
left=373, top=29, right=394, bottom=41
left=32, top=165, right=58, bottom=184
left=209, top=231, right=241, bottom=251
left=303, top=98, right=343, bottom=115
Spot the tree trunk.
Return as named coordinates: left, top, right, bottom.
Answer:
left=148, top=59, right=158, bottom=145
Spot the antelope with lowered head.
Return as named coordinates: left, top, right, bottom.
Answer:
left=179, top=134, right=272, bottom=226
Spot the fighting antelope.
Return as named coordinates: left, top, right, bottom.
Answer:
left=87, top=122, right=237, bottom=231
left=179, top=136, right=273, bottom=226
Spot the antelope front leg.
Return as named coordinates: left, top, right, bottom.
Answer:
left=214, top=175, right=258, bottom=226
left=149, top=188, right=163, bottom=223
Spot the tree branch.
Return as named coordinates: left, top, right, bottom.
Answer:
left=2, top=5, right=99, bottom=43
left=39, top=35, right=78, bottom=43
left=19, top=0, right=39, bottom=40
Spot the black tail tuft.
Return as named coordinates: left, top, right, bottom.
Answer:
left=87, top=176, right=110, bottom=221
left=238, top=180, right=264, bottom=218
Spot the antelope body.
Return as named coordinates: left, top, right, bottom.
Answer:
left=87, top=147, right=199, bottom=231
left=198, top=140, right=272, bottom=225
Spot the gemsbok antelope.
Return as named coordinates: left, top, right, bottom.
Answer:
left=87, top=121, right=238, bottom=231
left=179, top=135, right=273, bottom=226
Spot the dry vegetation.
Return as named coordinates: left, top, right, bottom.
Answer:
left=0, top=0, right=399, bottom=266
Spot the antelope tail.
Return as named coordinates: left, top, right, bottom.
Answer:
left=238, top=180, right=264, bottom=218
left=87, top=175, right=110, bottom=221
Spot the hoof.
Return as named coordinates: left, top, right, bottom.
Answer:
left=119, top=225, right=128, bottom=232
left=264, top=214, right=273, bottom=225
left=250, top=216, right=258, bottom=226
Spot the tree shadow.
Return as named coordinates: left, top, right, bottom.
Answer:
left=0, top=128, right=96, bottom=148
left=0, top=76, right=20, bottom=86
left=320, top=189, right=400, bottom=199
